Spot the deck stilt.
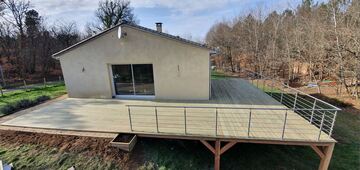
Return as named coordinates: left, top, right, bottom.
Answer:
left=317, top=143, right=335, bottom=170
left=200, top=140, right=237, bottom=170
left=215, top=140, right=221, bottom=170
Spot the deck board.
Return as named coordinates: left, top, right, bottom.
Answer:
left=1, top=78, right=334, bottom=142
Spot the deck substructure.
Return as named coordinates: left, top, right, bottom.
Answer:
left=198, top=139, right=335, bottom=170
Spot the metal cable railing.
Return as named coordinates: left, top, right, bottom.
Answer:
left=126, top=104, right=339, bottom=141
left=124, top=70, right=340, bottom=141
left=242, top=69, right=341, bottom=138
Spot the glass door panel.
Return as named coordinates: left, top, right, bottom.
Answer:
left=112, top=65, right=134, bottom=95
left=133, top=64, right=155, bottom=95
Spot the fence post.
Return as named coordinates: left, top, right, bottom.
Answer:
left=0, top=64, right=5, bottom=87
left=282, top=110, right=288, bottom=140
left=318, top=112, right=325, bottom=141
left=128, top=106, right=133, bottom=131
left=43, top=77, right=47, bottom=87
left=293, top=92, right=298, bottom=109
left=59, top=76, right=62, bottom=82
left=215, top=108, right=218, bottom=136
left=256, top=78, right=259, bottom=88
left=155, top=107, right=159, bottom=133
left=0, top=85, right=3, bottom=97
left=310, top=100, right=317, bottom=124
left=247, top=109, right=252, bottom=137
left=23, top=80, right=27, bottom=90
left=184, top=107, right=187, bottom=134
left=328, top=111, right=337, bottom=138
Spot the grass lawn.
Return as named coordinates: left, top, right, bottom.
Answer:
left=0, top=144, right=119, bottom=170
left=211, top=70, right=231, bottom=79
left=0, top=83, right=66, bottom=117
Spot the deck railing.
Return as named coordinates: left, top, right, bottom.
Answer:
left=125, top=71, right=341, bottom=141
left=126, top=105, right=339, bottom=141
left=242, top=69, right=341, bottom=138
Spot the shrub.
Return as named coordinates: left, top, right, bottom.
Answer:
left=0, top=95, right=51, bottom=116
left=36, top=95, right=51, bottom=103
left=1, top=104, right=16, bottom=115
left=15, top=99, right=34, bottom=108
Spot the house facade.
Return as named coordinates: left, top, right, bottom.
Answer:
left=53, top=23, right=211, bottom=100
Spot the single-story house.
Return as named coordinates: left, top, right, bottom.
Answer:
left=53, top=23, right=211, bottom=100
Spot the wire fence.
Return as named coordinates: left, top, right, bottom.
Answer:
left=0, top=76, right=64, bottom=96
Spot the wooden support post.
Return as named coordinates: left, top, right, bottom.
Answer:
left=318, top=143, right=335, bottom=170
left=200, top=140, right=237, bottom=170
left=215, top=140, right=221, bottom=170
left=310, top=143, right=335, bottom=170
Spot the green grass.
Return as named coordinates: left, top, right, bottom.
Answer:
left=0, top=83, right=66, bottom=116
left=0, top=144, right=119, bottom=170
left=211, top=71, right=231, bottom=79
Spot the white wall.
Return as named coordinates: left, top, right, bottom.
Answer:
left=59, top=25, right=210, bottom=100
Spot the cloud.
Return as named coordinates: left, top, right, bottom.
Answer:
left=31, top=0, right=98, bottom=16
left=131, top=0, right=245, bottom=14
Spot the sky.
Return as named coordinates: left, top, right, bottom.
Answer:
left=30, top=0, right=327, bottom=41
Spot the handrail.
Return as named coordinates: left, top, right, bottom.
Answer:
left=126, top=105, right=339, bottom=111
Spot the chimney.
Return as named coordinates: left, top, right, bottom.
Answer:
left=156, top=22, right=162, bottom=32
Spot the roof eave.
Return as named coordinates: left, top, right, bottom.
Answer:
left=52, top=23, right=211, bottom=58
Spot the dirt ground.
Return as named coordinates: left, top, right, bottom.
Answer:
left=299, top=85, right=360, bottom=111
left=0, top=130, right=144, bottom=169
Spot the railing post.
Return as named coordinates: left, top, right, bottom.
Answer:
left=263, top=79, right=266, bottom=91
left=318, top=112, right=325, bottom=141
left=270, top=79, right=275, bottom=97
left=293, top=92, right=298, bottom=109
left=280, top=85, right=284, bottom=103
left=310, top=100, right=317, bottom=123
left=328, top=110, right=338, bottom=138
left=282, top=110, right=288, bottom=140
left=184, top=107, right=187, bottom=134
left=128, top=106, right=133, bottom=131
left=155, top=106, right=159, bottom=133
left=215, top=108, right=218, bottom=136
left=247, top=109, right=252, bottom=137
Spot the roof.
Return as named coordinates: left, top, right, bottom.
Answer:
left=52, top=23, right=210, bottom=58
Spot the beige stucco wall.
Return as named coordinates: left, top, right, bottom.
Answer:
left=59, top=25, right=210, bottom=100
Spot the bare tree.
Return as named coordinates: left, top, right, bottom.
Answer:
left=2, top=0, right=30, bottom=77
left=90, top=0, right=136, bottom=32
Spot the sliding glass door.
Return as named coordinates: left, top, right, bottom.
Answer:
left=111, top=64, right=155, bottom=96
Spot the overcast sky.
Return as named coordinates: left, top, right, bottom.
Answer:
left=31, top=0, right=327, bottom=41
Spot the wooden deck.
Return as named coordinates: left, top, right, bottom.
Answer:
left=2, top=78, right=335, bottom=143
